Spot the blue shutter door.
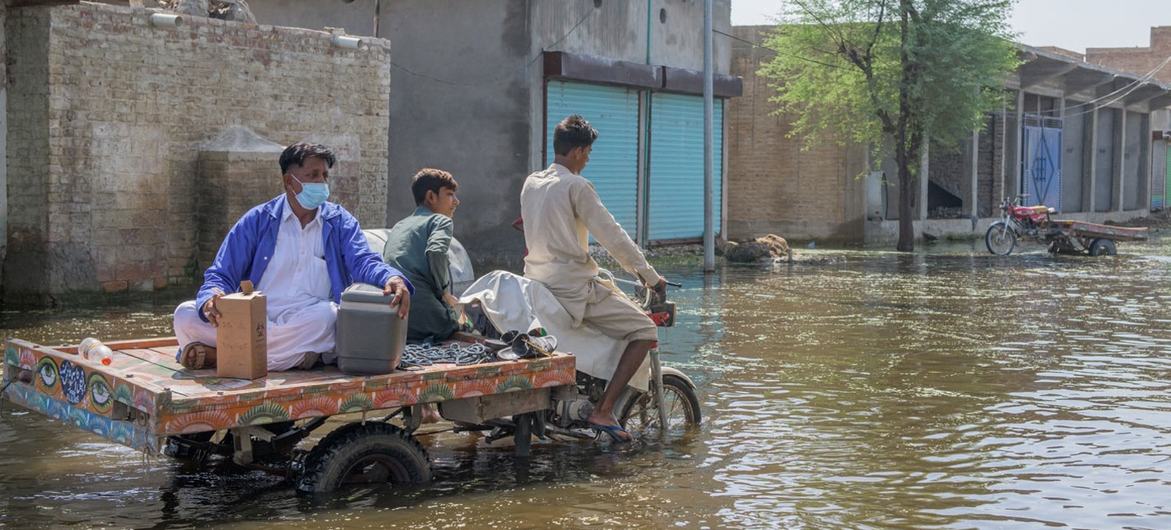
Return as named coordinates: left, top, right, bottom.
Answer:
left=648, top=94, right=724, bottom=241
left=545, top=80, right=641, bottom=233
left=1022, top=125, right=1063, bottom=211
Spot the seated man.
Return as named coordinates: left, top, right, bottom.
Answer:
left=520, top=115, right=667, bottom=442
left=383, top=168, right=462, bottom=343
left=173, top=142, right=413, bottom=371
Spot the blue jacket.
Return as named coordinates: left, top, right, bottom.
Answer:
left=195, top=195, right=413, bottom=322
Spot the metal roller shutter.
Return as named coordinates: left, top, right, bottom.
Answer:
left=648, top=93, right=724, bottom=241
left=544, top=80, right=641, bottom=233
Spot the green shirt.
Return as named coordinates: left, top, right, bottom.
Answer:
left=383, top=206, right=459, bottom=343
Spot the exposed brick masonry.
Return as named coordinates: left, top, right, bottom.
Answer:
left=726, top=26, right=866, bottom=242
left=3, top=2, right=390, bottom=302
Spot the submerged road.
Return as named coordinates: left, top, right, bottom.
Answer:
left=3, top=239, right=1171, bottom=528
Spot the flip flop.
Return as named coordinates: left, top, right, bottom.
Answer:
left=178, top=342, right=216, bottom=370
left=588, top=421, right=633, bottom=443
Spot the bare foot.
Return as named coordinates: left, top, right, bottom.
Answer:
left=421, top=404, right=442, bottom=424
left=179, top=342, right=217, bottom=369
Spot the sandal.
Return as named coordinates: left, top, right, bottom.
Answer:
left=588, top=421, right=634, bottom=443
left=179, top=342, right=217, bottom=370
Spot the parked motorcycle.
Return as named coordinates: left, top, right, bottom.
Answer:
left=984, top=194, right=1148, bottom=257
left=985, top=194, right=1055, bottom=256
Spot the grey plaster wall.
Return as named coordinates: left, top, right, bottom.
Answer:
left=1061, top=107, right=1085, bottom=212
left=1156, top=139, right=1168, bottom=209
left=378, top=0, right=533, bottom=263
left=1123, top=110, right=1145, bottom=210
left=0, top=0, right=7, bottom=296
left=244, top=0, right=735, bottom=263
left=1095, top=108, right=1116, bottom=211
left=530, top=0, right=732, bottom=72
left=3, top=7, right=50, bottom=299
left=245, top=0, right=376, bottom=35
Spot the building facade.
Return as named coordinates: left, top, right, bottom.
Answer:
left=727, top=26, right=1171, bottom=245
left=1085, top=27, right=1171, bottom=210
left=1, top=1, right=392, bottom=303
left=245, top=0, right=741, bottom=259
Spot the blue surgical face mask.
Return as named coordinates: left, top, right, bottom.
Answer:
left=290, top=173, right=330, bottom=210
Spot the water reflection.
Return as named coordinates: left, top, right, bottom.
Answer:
left=3, top=241, right=1171, bottom=528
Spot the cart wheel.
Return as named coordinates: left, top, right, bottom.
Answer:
left=985, top=222, right=1017, bottom=256
left=619, top=374, right=702, bottom=438
left=1089, top=238, right=1117, bottom=256
left=296, top=422, right=431, bottom=494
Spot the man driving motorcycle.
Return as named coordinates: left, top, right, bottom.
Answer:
left=519, top=115, right=667, bottom=443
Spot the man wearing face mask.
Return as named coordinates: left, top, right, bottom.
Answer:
left=172, top=142, right=413, bottom=371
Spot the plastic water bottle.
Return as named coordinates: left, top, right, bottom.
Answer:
left=79, top=337, right=114, bottom=366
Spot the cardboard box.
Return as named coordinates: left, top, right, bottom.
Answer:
left=216, top=281, right=267, bottom=380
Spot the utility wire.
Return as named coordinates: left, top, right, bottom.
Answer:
left=1059, top=54, right=1171, bottom=119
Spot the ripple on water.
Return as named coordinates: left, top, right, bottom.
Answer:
left=3, top=249, right=1171, bottom=527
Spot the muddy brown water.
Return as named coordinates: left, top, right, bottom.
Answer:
left=3, top=241, right=1171, bottom=529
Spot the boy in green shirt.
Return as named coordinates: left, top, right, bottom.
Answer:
left=383, top=168, right=462, bottom=343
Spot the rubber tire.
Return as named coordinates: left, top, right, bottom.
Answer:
left=1089, top=238, right=1117, bottom=256
left=296, top=422, right=431, bottom=494
left=619, top=374, right=702, bottom=436
left=985, top=222, right=1017, bottom=256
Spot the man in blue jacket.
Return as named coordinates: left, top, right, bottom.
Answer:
left=172, top=142, right=413, bottom=371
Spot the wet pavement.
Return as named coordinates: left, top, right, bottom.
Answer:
left=3, top=239, right=1171, bottom=529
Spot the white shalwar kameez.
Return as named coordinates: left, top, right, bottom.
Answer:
left=173, top=197, right=339, bottom=371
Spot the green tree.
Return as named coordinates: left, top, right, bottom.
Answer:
left=760, top=0, right=1019, bottom=251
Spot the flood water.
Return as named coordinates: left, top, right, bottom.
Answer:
left=3, top=239, right=1171, bottom=529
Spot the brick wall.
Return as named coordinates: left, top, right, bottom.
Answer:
left=1086, top=27, right=1171, bottom=84
left=3, top=2, right=391, bottom=302
left=726, top=26, right=866, bottom=242
left=928, top=140, right=967, bottom=212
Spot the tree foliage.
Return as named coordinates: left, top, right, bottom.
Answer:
left=760, top=0, right=1019, bottom=250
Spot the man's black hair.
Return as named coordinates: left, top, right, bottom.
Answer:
left=411, top=168, right=459, bottom=205
left=552, top=114, right=598, bottom=156
left=279, top=142, right=337, bottom=174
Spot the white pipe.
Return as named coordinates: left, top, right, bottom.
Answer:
left=149, top=13, right=183, bottom=28
left=331, top=35, right=362, bottom=49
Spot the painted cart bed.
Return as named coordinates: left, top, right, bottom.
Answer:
left=1050, top=220, right=1149, bottom=241
left=1, top=337, right=576, bottom=453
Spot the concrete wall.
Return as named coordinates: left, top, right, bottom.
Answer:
left=245, top=0, right=376, bottom=36
left=1061, top=106, right=1085, bottom=212
left=0, top=0, right=8, bottom=297
left=1124, top=110, right=1145, bottom=210
left=1095, top=108, right=1117, bottom=211
left=243, top=0, right=734, bottom=263
left=3, top=2, right=391, bottom=303
left=530, top=0, right=731, bottom=73
left=725, top=26, right=866, bottom=242
left=5, top=6, right=51, bottom=300
left=378, top=0, right=533, bottom=264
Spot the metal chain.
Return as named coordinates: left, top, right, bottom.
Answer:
left=399, top=342, right=493, bottom=369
